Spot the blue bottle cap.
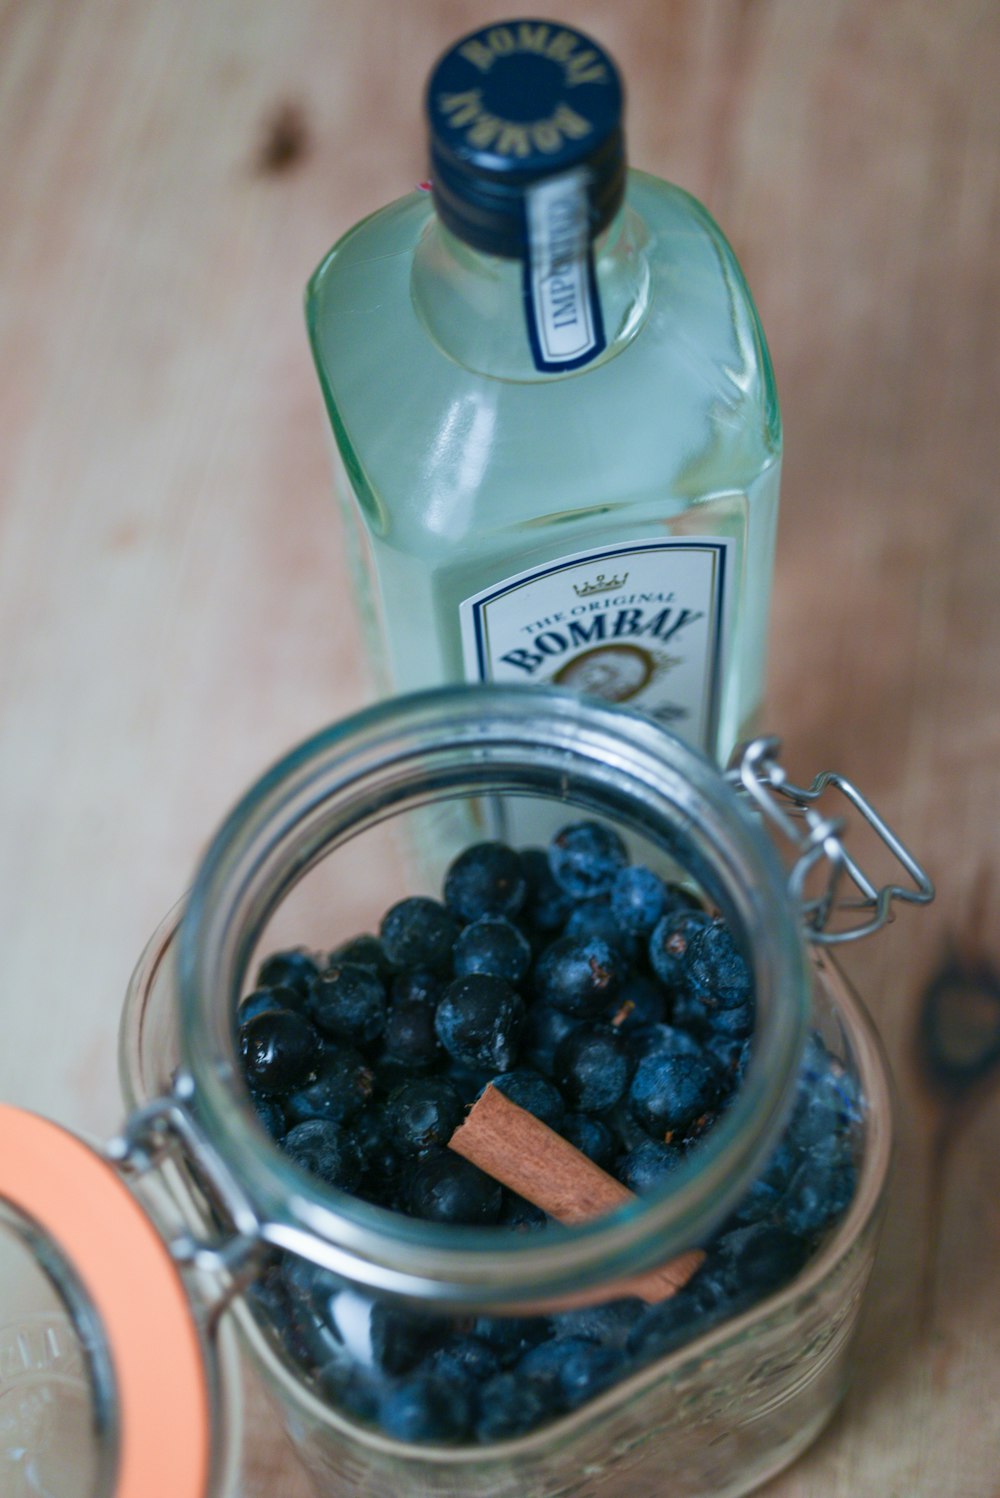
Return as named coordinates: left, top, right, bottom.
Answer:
left=426, top=19, right=625, bottom=258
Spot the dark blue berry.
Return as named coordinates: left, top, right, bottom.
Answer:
left=626, top=1021, right=703, bottom=1064
left=555, top=1024, right=630, bottom=1113
left=443, top=1061, right=496, bottom=1103
left=604, top=1099, right=653, bottom=1153
left=369, top=1301, right=444, bottom=1375
left=472, top=1315, right=549, bottom=1365
left=559, top=1112, right=617, bottom=1171
left=421, top=1334, right=501, bottom=1384
left=240, top=1009, right=320, bottom=1095
left=629, top=1048, right=725, bottom=1135
left=475, top=1372, right=549, bottom=1440
left=563, top=901, right=638, bottom=962
left=669, top=986, right=712, bottom=1035
left=617, top=1137, right=684, bottom=1194
left=380, top=898, right=458, bottom=973
left=627, top=1290, right=715, bottom=1365
left=696, top=1223, right=810, bottom=1310
left=610, top=866, right=668, bottom=934
left=549, top=821, right=628, bottom=900
left=683, top=920, right=753, bottom=1009
left=757, top=1140, right=799, bottom=1195
left=490, top=1069, right=566, bottom=1130
left=308, top=962, right=387, bottom=1046
left=379, top=1373, right=473, bottom=1443
left=249, top=1090, right=285, bottom=1139
left=521, top=1003, right=582, bottom=1076
left=520, top=847, right=574, bottom=932
left=702, top=999, right=754, bottom=1037
left=558, top=1340, right=625, bottom=1408
left=279, top=1253, right=345, bottom=1317
left=435, top=974, right=524, bottom=1071
left=518, top=1337, right=591, bottom=1403
left=346, top=1107, right=400, bottom=1203
left=315, top=1359, right=379, bottom=1421
left=387, top=1077, right=464, bottom=1155
left=382, top=999, right=442, bottom=1068
left=534, top=934, right=624, bottom=1017
left=727, top=1171, right=784, bottom=1229
left=328, top=933, right=392, bottom=980
left=391, top=967, right=444, bottom=1008
left=371, top=1052, right=423, bottom=1097
left=443, top=841, right=527, bottom=924
left=249, top=1264, right=328, bottom=1371
left=238, top=987, right=294, bottom=1027
left=255, top=948, right=319, bottom=1003
left=648, top=909, right=712, bottom=988
left=284, top=1046, right=374, bottom=1125
left=500, top=1193, right=548, bottom=1230
left=550, top=1299, right=643, bottom=1348
left=282, top=1120, right=361, bottom=1191
left=779, top=1147, right=857, bottom=1239
left=703, top=1034, right=751, bottom=1087
left=608, top=972, right=666, bottom=1036
left=787, top=1038, right=862, bottom=1147
left=409, top=1151, right=503, bottom=1225
left=453, top=916, right=532, bottom=984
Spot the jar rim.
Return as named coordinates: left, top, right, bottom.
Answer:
left=175, top=685, right=812, bottom=1307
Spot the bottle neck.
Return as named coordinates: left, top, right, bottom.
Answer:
left=411, top=186, right=652, bottom=382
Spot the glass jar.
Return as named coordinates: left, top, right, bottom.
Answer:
left=0, top=687, right=931, bottom=1497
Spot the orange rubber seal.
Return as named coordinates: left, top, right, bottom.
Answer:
left=0, top=1105, right=212, bottom=1498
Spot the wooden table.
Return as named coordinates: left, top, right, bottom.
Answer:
left=1, top=1, right=997, bottom=1493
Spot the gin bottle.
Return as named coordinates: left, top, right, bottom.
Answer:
left=306, top=19, right=780, bottom=764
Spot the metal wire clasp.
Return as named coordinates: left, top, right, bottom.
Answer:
left=107, top=1086, right=263, bottom=1315
left=726, top=735, right=935, bottom=944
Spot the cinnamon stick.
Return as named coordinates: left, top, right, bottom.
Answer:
left=448, top=1084, right=704, bottom=1304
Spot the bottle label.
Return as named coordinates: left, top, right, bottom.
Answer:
left=522, top=170, right=606, bottom=373
left=460, top=537, right=732, bottom=750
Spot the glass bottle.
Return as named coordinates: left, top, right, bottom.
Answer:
left=306, top=19, right=781, bottom=772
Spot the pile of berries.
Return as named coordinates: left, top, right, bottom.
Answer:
left=239, top=823, right=862, bottom=1445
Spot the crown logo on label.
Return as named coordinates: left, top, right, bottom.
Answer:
left=573, top=572, right=628, bottom=597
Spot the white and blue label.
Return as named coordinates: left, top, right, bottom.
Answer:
left=522, top=171, right=606, bottom=373
left=459, top=537, right=733, bottom=752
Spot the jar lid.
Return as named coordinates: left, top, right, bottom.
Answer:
left=426, top=19, right=626, bottom=256
left=0, top=1106, right=212, bottom=1498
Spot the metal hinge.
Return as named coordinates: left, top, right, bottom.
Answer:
left=726, top=735, right=935, bottom=944
left=106, top=1087, right=263, bottom=1315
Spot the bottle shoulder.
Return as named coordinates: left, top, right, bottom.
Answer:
left=306, top=172, right=780, bottom=548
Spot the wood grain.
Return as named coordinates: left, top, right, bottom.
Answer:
left=0, top=1, right=997, bottom=1494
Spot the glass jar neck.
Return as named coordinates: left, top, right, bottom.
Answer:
left=411, top=191, right=651, bottom=382
left=177, top=686, right=811, bottom=1312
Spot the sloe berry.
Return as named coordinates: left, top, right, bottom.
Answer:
left=309, top=962, right=387, bottom=1046
left=610, top=865, right=668, bottom=934
left=282, top=1120, right=361, bottom=1192
left=387, top=1077, right=464, bottom=1155
left=534, top=934, right=623, bottom=1017
left=380, top=898, right=458, bottom=973
left=453, top=916, right=532, bottom=984
left=444, top=841, right=527, bottom=923
left=549, top=821, right=628, bottom=900
left=554, top=1024, right=631, bottom=1113
left=435, top=974, right=524, bottom=1070
left=240, top=1009, right=320, bottom=1096
left=489, top=1068, right=566, bottom=1129
left=629, top=1048, right=725, bottom=1134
